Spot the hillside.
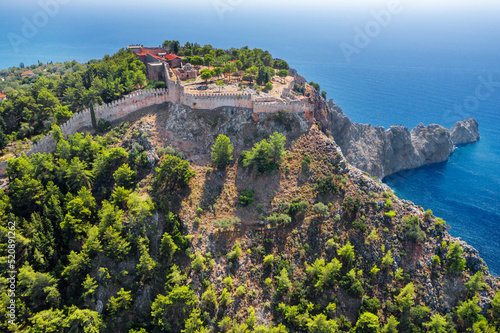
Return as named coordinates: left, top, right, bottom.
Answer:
left=0, top=98, right=498, bottom=332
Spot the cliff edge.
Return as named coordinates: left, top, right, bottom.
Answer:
left=326, top=100, right=480, bottom=179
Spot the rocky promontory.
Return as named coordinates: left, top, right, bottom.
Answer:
left=450, top=118, right=480, bottom=145
left=327, top=100, right=479, bottom=179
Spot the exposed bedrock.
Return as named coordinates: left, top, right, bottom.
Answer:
left=327, top=101, right=479, bottom=179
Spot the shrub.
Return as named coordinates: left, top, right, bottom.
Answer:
left=464, top=271, right=487, bottom=294
left=196, top=207, right=203, bottom=215
left=403, top=215, right=426, bottom=243
left=218, top=288, right=234, bottom=307
left=191, top=253, right=206, bottom=272
left=263, top=254, right=274, bottom=267
left=338, top=241, right=355, bottom=264
left=384, top=210, right=396, bottom=219
left=239, top=188, right=255, bottom=206
left=381, top=250, right=394, bottom=267
left=213, top=217, right=241, bottom=230
left=267, top=213, right=291, bottom=226
left=227, top=243, right=242, bottom=262
left=343, top=196, right=359, bottom=213
left=222, top=276, right=233, bottom=288
left=314, top=173, right=338, bottom=194
left=312, top=202, right=330, bottom=217
left=288, top=199, right=308, bottom=217
left=432, top=255, right=441, bottom=267
left=276, top=268, right=291, bottom=294
left=236, top=284, right=247, bottom=297
left=352, top=219, right=367, bottom=232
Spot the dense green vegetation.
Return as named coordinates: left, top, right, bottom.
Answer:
left=0, top=49, right=146, bottom=149
left=0, top=45, right=498, bottom=333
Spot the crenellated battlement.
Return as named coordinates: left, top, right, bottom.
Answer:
left=23, top=78, right=314, bottom=156
left=26, top=88, right=169, bottom=156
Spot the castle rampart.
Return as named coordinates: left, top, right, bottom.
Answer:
left=24, top=65, right=313, bottom=156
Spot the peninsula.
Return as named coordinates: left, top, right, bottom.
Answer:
left=0, top=42, right=495, bottom=333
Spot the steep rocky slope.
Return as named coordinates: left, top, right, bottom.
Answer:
left=326, top=101, right=479, bottom=179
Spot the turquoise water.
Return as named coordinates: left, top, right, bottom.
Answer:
left=1, top=1, right=499, bottom=274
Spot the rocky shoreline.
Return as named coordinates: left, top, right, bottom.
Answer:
left=326, top=99, right=480, bottom=179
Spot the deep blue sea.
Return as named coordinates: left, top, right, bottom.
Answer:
left=1, top=1, right=499, bottom=274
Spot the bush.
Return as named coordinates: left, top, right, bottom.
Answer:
left=191, top=253, right=206, bottom=272
left=384, top=210, right=396, bottom=219
left=288, top=199, right=308, bottom=217
left=266, top=213, right=291, bottom=226
left=263, top=254, right=274, bottom=267
left=276, top=268, right=291, bottom=294
left=97, top=119, right=111, bottom=133
left=314, top=174, right=338, bottom=194
left=382, top=250, right=394, bottom=267
left=312, top=202, right=330, bottom=217
left=227, top=243, right=242, bottom=262
left=403, top=215, right=426, bottom=243
left=239, top=188, right=255, bottom=206
left=213, top=217, right=241, bottom=230
left=354, top=312, right=380, bottom=333
left=264, top=82, right=273, bottom=91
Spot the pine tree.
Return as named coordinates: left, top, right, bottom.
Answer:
left=211, top=134, right=234, bottom=168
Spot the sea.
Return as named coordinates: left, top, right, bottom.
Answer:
left=1, top=1, right=499, bottom=274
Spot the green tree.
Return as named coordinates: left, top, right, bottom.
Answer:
left=107, top=288, right=133, bottom=316
left=211, top=134, right=234, bottom=168
left=154, top=154, right=195, bottom=193
left=64, top=306, right=103, bottom=333
left=151, top=285, right=198, bottom=332
left=268, top=132, right=286, bottom=166
left=354, top=312, right=380, bottom=333
left=312, top=202, right=329, bottom=218
left=381, top=315, right=399, bottom=333
left=307, top=314, right=339, bottom=333
left=264, top=82, right=273, bottom=91
left=29, top=309, right=65, bottom=333
left=200, top=69, right=213, bottom=85
left=338, top=241, right=355, bottom=264
left=276, top=268, right=291, bottom=294
left=161, top=232, right=178, bottom=263
left=66, top=157, right=94, bottom=191
left=113, top=163, right=135, bottom=188
left=446, top=242, right=466, bottom=273
left=465, top=271, right=487, bottom=295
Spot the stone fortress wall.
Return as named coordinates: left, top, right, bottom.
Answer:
left=25, top=62, right=313, bottom=156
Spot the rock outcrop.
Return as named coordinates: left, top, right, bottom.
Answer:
left=450, top=118, right=480, bottom=145
left=327, top=100, right=477, bottom=179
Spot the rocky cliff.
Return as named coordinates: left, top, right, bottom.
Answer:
left=326, top=100, right=479, bottom=179
left=450, top=118, right=480, bottom=145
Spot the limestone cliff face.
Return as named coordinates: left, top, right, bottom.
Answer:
left=326, top=101, right=476, bottom=179
left=450, top=118, right=480, bottom=145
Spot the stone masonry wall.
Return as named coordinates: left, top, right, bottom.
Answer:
left=26, top=89, right=169, bottom=155
left=24, top=64, right=314, bottom=156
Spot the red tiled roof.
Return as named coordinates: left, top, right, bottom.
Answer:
left=137, top=53, right=147, bottom=56
left=21, top=71, right=34, bottom=76
left=165, top=54, right=181, bottom=61
left=0, top=93, right=6, bottom=98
